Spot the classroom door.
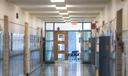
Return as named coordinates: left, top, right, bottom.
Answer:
left=54, top=31, right=68, bottom=61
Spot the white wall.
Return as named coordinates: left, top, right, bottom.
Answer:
left=96, top=0, right=128, bottom=31
left=96, top=0, right=128, bottom=39
left=0, top=0, right=42, bottom=34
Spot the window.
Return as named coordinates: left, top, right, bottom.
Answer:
left=58, top=34, right=65, bottom=41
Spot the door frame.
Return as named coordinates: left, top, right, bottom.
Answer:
left=115, top=9, right=123, bottom=76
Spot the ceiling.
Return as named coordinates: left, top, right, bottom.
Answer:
left=9, top=0, right=110, bottom=22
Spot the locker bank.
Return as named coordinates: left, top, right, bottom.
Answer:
left=0, top=0, right=128, bottom=76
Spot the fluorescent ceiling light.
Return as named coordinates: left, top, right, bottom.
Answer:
left=63, top=18, right=70, bottom=20
left=62, top=17, right=70, bottom=19
left=59, top=13, right=69, bottom=15
left=64, top=18, right=71, bottom=22
left=64, top=20, right=70, bottom=22
left=51, top=0, right=65, bottom=2
left=56, top=7, right=67, bottom=10
left=63, top=15, right=70, bottom=17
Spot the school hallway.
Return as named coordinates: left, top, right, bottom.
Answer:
left=0, top=0, right=128, bottom=76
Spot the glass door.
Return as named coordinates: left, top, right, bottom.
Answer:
left=54, top=31, right=68, bottom=61
left=81, top=31, right=92, bottom=63
left=45, top=31, right=54, bottom=62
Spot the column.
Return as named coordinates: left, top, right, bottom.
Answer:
left=3, top=15, right=9, bottom=76
left=40, top=28, right=43, bottom=64
left=24, top=22, right=30, bottom=76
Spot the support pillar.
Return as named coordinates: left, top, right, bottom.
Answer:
left=3, top=15, right=9, bottom=76
left=24, top=22, right=30, bottom=76
left=40, top=28, right=43, bottom=64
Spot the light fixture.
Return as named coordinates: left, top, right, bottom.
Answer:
left=62, top=17, right=70, bottom=20
left=64, top=18, right=71, bottom=22
left=56, top=7, right=67, bottom=10
left=62, top=15, right=70, bottom=17
left=59, top=13, right=69, bottom=15
left=64, top=20, right=70, bottom=22
left=51, top=0, right=65, bottom=2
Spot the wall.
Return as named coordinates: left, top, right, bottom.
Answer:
left=0, top=0, right=42, bottom=34
left=96, top=0, right=128, bottom=32
left=95, top=0, right=128, bottom=75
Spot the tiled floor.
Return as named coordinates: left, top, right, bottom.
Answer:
left=30, top=61, right=95, bottom=76
left=0, top=60, right=2, bottom=76
left=0, top=51, right=40, bottom=76
left=9, top=55, right=24, bottom=76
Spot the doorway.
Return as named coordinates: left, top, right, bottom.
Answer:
left=68, top=31, right=81, bottom=61
left=45, top=22, right=92, bottom=63
left=54, top=30, right=92, bottom=63
left=54, top=31, right=81, bottom=61
left=115, top=9, right=123, bottom=76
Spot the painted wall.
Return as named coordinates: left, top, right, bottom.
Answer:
left=0, top=0, right=42, bottom=34
left=96, top=0, right=128, bottom=32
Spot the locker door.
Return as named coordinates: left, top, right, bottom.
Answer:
left=91, top=38, right=96, bottom=65
left=99, top=36, right=111, bottom=76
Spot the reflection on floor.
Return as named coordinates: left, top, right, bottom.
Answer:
left=30, top=61, right=95, bottom=76
left=0, top=60, right=2, bottom=76
left=9, top=55, right=24, bottom=76
left=0, top=51, right=40, bottom=76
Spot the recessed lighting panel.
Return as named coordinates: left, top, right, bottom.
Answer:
left=51, top=0, right=65, bottom=2
left=56, top=7, right=67, bottom=10
left=64, top=20, right=71, bottom=22
left=63, top=17, right=70, bottom=19
left=59, top=13, right=69, bottom=15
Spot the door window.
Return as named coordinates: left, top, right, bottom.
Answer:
left=58, top=44, right=65, bottom=51
left=58, top=34, right=65, bottom=41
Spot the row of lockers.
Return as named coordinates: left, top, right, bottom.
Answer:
left=0, top=49, right=40, bottom=76
left=0, top=32, right=40, bottom=58
left=99, top=36, right=115, bottom=76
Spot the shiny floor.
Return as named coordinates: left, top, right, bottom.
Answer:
left=0, top=60, right=2, bottom=76
left=30, top=61, right=95, bottom=76
left=0, top=51, right=40, bottom=76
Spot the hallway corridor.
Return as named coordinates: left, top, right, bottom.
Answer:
left=30, top=61, right=95, bottom=76
left=0, top=0, right=128, bottom=76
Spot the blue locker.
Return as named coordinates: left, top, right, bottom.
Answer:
left=99, top=36, right=111, bottom=76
